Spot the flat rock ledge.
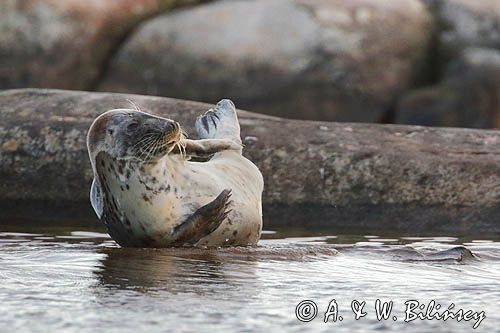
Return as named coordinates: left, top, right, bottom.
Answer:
left=1, top=89, right=500, bottom=235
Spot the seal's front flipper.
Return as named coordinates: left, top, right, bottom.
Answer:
left=195, top=99, right=242, bottom=145
left=183, top=138, right=242, bottom=156
left=171, top=189, right=232, bottom=246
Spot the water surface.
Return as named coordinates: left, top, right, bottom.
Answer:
left=1, top=224, right=499, bottom=332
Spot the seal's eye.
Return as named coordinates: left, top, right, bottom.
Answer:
left=127, top=122, right=139, bottom=132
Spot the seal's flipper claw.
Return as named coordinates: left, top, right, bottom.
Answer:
left=171, top=189, right=232, bottom=246
left=195, top=99, right=241, bottom=145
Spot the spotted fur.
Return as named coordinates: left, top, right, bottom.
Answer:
left=87, top=100, right=263, bottom=248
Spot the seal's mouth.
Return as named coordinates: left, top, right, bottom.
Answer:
left=133, top=122, right=186, bottom=162
left=164, top=122, right=187, bottom=157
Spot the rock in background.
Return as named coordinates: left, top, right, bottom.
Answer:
left=98, top=0, right=432, bottom=122
left=431, top=0, right=500, bottom=62
left=395, top=0, right=500, bottom=128
left=2, top=0, right=500, bottom=128
left=0, top=0, right=206, bottom=90
left=396, top=47, right=500, bottom=128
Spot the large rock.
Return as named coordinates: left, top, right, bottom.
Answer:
left=396, top=47, right=500, bottom=128
left=2, top=89, right=500, bottom=234
left=429, top=0, right=500, bottom=62
left=99, top=0, right=432, bottom=122
left=0, top=0, right=206, bottom=90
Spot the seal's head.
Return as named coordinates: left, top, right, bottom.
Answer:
left=87, top=108, right=185, bottom=221
left=87, top=109, right=184, bottom=164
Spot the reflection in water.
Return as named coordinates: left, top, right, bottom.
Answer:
left=1, top=230, right=500, bottom=332
left=94, top=244, right=339, bottom=295
left=96, top=247, right=250, bottom=294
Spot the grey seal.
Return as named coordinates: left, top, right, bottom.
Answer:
left=87, top=99, right=263, bottom=247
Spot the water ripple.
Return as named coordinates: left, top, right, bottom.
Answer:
left=0, top=231, right=499, bottom=332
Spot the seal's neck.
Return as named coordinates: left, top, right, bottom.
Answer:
left=139, top=154, right=186, bottom=179
left=94, top=152, right=190, bottom=206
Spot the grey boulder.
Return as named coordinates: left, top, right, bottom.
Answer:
left=2, top=89, right=500, bottom=234
left=99, top=0, right=432, bottom=122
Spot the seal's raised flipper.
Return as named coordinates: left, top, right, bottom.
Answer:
left=183, top=138, right=241, bottom=156
left=195, top=99, right=242, bottom=145
left=171, top=189, right=232, bottom=246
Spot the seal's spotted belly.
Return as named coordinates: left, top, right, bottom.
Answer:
left=97, top=156, right=163, bottom=247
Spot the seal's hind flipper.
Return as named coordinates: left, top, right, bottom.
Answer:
left=195, top=99, right=242, bottom=145
left=171, top=189, right=232, bottom=246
